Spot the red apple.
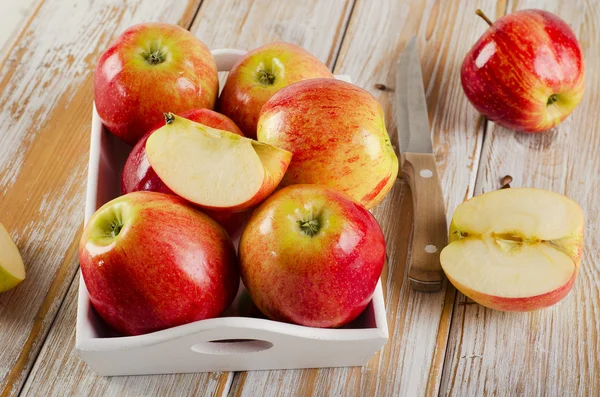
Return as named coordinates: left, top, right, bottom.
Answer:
left=94, top=23, right=219, bottom=145
left=121, top=109, right=248, bottom=235
left=257, top=78, right=399, bottom=209
left=461, top=9, right=585, bottom=132
left=239, top=184, right=386, bottom=328
left=218, top=42, right=334, bottom=139
left=79, top=192, right=239, bottom=336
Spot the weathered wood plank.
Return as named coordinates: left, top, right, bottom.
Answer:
left=190, top=0, right=354, bottom=69
left=20, top=0, right=356, bottom=396
left=20, top=275, right=233, bottom=397
left=439, top=1, right=600, bottom=395
left=0, top=1, right=205, bottom=396
left=228, top=0, right=498, bottom=395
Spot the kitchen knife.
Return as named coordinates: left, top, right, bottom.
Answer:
left=395, top=37, right=447, bottom=292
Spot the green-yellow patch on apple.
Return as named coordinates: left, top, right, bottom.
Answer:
left=441, top=188, right=584, bottom=312
left=0, top=222, right=25, bottom=293
left=145, top=113, right=292, bottom=212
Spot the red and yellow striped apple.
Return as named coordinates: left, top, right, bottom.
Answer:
left=461, top=9, right=585, bottom=132
left=218, top=42, right=334, bottom=139
left=239, top=185, right=386, bottom=328
left=257, top=78, right=398, bottom=209
left=121, top=109, right=248, bottom=235
left=145, top=114, right=292, bottom=212
left=79, top=192, right=239, bottom=336
left=440, top=188, right=584, bottom=311
left=94, top=23, right=218, bottom=145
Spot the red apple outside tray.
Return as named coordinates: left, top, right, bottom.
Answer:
left=77, top=49, right=389, bottom=376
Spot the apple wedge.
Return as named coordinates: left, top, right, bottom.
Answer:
left=440, top=188, right=584, bottom=312
left=146, top=113, right=292, bottom=212
left=0, top=222, right=25, bottom=293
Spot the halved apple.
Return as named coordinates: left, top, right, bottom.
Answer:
left=146, top=113, right=292, bottom=212
left=0, top=222, right=25, bottom=293
left=440, top=188, right=584, bottom=312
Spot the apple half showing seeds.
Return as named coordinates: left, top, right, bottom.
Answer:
left=441, top=188, right=584, bottom=312
left=145, top=113, right=292, bottom=212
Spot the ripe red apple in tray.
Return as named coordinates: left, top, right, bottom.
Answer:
left=257, top=78, right=398, bottom=209
left=94, top=23, right=219, bottom=145
left=239, top=184, right=386, bottom=328
left=218, top=42, right=334, bottom=139
left=79, top=192, right=239, bottom=336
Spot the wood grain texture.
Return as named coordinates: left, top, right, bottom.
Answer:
left=228, top=0, right=495, bottom=395
left=0, top=0, right=204, bottom=396
left=402, top=152, right=447, bottom=290
left=20, top=275, right=233, bottom=397
left=19, top=0, right=356, bottom=396
left=190, top=0, right=354, bottom=68
left=439, top=0, right=600, bottom=395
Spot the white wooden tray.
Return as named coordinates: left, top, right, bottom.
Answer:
left=76, top=49, right=389, bottom=376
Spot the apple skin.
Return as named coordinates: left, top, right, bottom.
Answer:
left=218, top=42, right=334, bottom=139
left=461, top=9, right=585, bottom=133
left=448, top=272, right=577, bottom=312
left=239, top=184, right=386, bottom=328
left=121, top=109, right=248, bottom=235
left=79, top=192, right=239, bottom=336
left=94, top=23, right=218, bottom=145
left=257, top=78, right=399, bottom=209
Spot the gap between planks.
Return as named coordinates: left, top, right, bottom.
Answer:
left=433, top=1, right=510, bottom=396
left=3, top=1, right=207, bottom=396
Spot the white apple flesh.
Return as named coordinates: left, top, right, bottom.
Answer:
left=145, top=113, right=292, bottom=212
left=0, top=222, right=25, bottom=293
left=441, top=188, right=584, bottom=311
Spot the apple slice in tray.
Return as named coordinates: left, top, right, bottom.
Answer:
left=441, top=188, right=584, bottom=312
left=145, top=113, right=292, bottom=212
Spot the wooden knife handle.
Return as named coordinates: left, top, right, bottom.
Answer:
left=402, top=152, right=447, bottom=292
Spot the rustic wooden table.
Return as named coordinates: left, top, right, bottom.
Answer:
left=0, top=0, right=597, bottom=396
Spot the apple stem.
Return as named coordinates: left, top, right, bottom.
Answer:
left=141, top=42, right=166, bottom=65
left=547, top=94, right=559, bottom=105
left=109, top=220, right=123, bottom=238
left=476, top=9, right=493, bottom=26
left=258, top=70, right=276, bottom=85
left=164, top=112, right=175, bottom=124
left=298, top=219, right=320, bottom=237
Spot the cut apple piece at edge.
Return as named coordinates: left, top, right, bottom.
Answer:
left=146, top=113, right=292, bottom=212
left=0, top=222, right=25, bottom=293
left=440, top=188, right=584, bottom=312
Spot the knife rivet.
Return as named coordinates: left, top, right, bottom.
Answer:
left=420, top=169, right=433, bottom=178
left=425, top=245, right=437, bottom=253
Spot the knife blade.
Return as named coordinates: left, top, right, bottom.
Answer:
left=395, top=36, right=447, bottom=292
